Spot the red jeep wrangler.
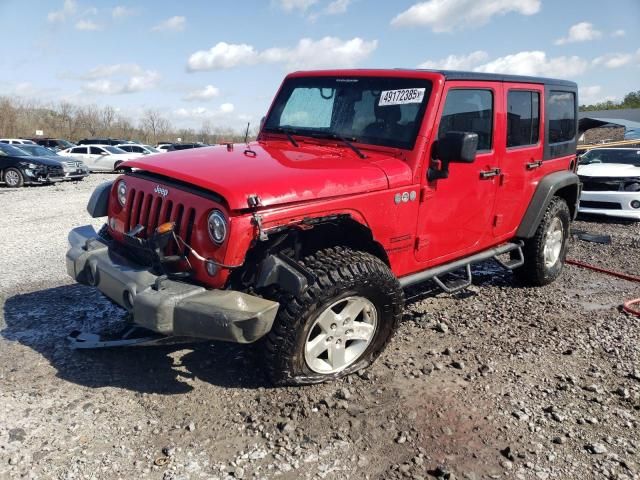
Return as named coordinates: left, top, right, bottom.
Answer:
left=66, top=69, right=579, bottom=385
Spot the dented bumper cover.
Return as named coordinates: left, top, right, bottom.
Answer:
left=65, top=225, right=279, bottom=343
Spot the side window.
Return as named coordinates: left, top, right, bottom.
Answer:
left=90, top=147, right=105, bottom=155
left=71, top=147, right=86, bottom=154
left=438, top=89, right=493, bottom=151
left=507, top=90, right=540, bottom=147
left=548, top=91, right=576, bottom=143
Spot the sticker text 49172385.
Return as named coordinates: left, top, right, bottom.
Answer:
left=378, top=88, right=426, bottom=106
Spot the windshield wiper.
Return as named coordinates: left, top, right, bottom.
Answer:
left=272, top=127, right=299, bottom=147
left=310, top=133, right=366, bottom=159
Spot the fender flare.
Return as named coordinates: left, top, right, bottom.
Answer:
left=87, top=181, right=113, bottom=218
left=516, top=171, right=580, bottom=239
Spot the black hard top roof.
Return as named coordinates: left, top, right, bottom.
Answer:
left=409, top=69, right=577, bottom=88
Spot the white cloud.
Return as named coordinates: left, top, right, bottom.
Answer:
left=174, top=103, right=236, bottom=119
left=276, top=0, right=318, bottom=12
left=47, top=0, right=77, bottom=22
left=187, top=37, right=377, bottom=72
left=81, top=63, right=160, bottom=94
left=391, top=0, right=540, bottom=32
left=611, top=29, right=625, bottom=38
left=151, top=16, right=186, bottom=32
left=187, top=42, right=259, bottom=70
left=261, top=37, right=378, bottom=70
left=112, top=6, right=137, bottom=18
left=183, top=85, right=221, bottom=101
left=75, top=19, right=101, bottom=31
left=592, top=50, right=639, bottom=69
left=555, top=22, right=601, bottom=45
left=579, top=85, right=602, bottom=104
left=473, top=50, right=589, bottom=77
left=419, top=50, right=489, bottom=70
left=326, top=0, right=351, bottom=14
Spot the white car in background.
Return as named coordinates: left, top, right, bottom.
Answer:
left=60, top=145, right=141, bottom=172
left=578, top=148, right=640, bottom=220
left=115, top=144, right=160, bottom=155
left=0, top=138, right=36, bottom=145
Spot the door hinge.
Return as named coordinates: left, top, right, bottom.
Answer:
left=415, top=235, right=429, bottom=250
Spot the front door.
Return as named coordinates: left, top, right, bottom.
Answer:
left=415, top=82, right=502, bottom=264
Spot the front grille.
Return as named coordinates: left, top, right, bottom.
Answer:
left=47, top=165, right=64, bottom=176
left=580, top=200, right=622, bottom=210
left=125, top=189, right=196, bottom=254
left=580, top=176, right=640, bottom=192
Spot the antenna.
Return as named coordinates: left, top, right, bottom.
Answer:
left=244, top=122, right=250, bottom=145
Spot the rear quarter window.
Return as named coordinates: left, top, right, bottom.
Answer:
left=548, top=91, right=576, bottom=144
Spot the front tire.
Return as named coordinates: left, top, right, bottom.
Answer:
left=4, top=168, right=24, bottom=188
left=514, top=196, right=570, bottom=286
left=263, top=247, right=404, bottom=386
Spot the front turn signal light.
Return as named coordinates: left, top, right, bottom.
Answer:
left=155, top=222, right=175, bottom=235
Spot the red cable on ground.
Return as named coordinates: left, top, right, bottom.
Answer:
left=566, top=258, right=640, bottom=317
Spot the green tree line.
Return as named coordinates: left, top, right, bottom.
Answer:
left=580, top=90, right=640, bottom=112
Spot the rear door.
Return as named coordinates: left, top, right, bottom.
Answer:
left=90, top=147, right=110, bottom=170
left=415, top=82, right=503, bottom=264
left=493, top=84, right=544, bottom=238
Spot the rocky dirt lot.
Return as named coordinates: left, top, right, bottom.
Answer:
left=0, top=176, right=639, bottom=480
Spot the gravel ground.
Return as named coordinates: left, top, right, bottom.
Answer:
left=0, top=177, right=639, bottom=480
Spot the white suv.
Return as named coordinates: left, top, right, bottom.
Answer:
left=0, top=138, right=36, bottom=145
left=60, top=145, right=141, bottom=172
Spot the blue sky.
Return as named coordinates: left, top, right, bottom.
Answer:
left=0, top=0, right=638, bottom=130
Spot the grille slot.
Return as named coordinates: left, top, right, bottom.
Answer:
left=580, top=200, right=622, bottom=210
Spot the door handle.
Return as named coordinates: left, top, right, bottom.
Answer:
left=479, top=167, right=501, bottom=179
left=526, top=160, right=543, bottom=170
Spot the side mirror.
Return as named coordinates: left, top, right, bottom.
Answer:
left=428, top=131, right=478, bottom=181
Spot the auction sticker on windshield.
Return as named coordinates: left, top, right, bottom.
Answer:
left=379, top=88, right=425, bottom=106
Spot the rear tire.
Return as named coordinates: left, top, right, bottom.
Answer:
left=263, top=247, right=404, bottom=386
left=4, top=168, right=24, bottom=188
left=514, top=196, right=570, bottom=286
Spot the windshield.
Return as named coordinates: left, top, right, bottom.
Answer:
left=0, top=144, right=29, bottom=156
left=17, top=145, right=57, bottom=156
left=263, top=76, right=432, bottom=150
left=104, top=146, right=126, bottom=154
left=57, top=139, right=75, bottom=149
left=580, top=149, right=640, bottom=166
left=144, top=145, right=159, bottom=153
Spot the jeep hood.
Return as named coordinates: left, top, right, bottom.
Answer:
left=577, top=163, right=640, bottom=178
left=124, top=143, right=412, bottom=210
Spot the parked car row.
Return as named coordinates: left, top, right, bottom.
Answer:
left=0, top=135, right=216, bottom=187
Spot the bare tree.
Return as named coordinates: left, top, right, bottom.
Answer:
left=140, top=109, right=171, bottom=144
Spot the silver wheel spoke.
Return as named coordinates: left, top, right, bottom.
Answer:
left=306, top=334, right=328, bottom=358
left=328, top=343, right=346, bottom=368
left=348, top=323, right=375, bottom=341
left=316, top=308, right=339, bottom=333
left=339, top=298, right=366, bottom=322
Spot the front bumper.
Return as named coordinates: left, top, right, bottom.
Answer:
left=65, top=225, right=279, bottom=343
left=63, top=169, right=90, bottom=180
left=579, top=191, right=640, bottom=220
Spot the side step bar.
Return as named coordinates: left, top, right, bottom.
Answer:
left=399, top=241, right=524, bottom=291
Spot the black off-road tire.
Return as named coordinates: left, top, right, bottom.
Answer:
left=263, top=247, right=404, bottom=386
left=4, top=168, right=24, bottom=188
left=514, top=196, right=570, bottom=286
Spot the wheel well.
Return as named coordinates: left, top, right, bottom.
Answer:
left=555, top=184, right=579, bottom=219
left=227, top=215, right=389, bottom=290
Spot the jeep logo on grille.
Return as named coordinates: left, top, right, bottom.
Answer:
left=154, top=185, right=169, bottom=197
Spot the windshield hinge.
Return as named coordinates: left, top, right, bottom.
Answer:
left=248, top=195, right=268, bottom=241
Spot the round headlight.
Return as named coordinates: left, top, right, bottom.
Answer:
left=207, top=210, right=227, bottom=244
left=117, top=180, right=127, bottom=207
